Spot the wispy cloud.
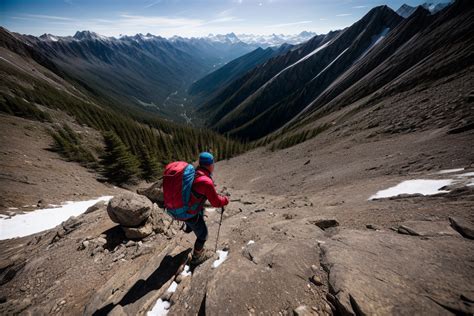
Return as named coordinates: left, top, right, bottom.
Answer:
left=336, top=13, right=352, bottom=17
left=265, top=20, right=312, bottom=28
left=352, top=5, right=367, bottom=9
left=22, top=14, right=75, bottom=21
left=144, top=0, right=162, bottom=9
left=119, top=14, right=204, bottom=28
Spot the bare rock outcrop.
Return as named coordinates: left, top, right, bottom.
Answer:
left=137, top=180, right=164, bottom=208
left=107, top=192, right=171, bottom=240
left=321, top=228, right=474, bottom=315
left=107, top=192, right=152, bottom=227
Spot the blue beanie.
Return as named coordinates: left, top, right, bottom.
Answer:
left=199, top=152, right=214, bottom=165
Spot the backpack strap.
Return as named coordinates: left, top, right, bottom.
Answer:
left=189, top=171, right=207, bottom=214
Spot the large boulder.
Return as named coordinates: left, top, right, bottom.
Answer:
left=107, top=192, right=152, bottom=227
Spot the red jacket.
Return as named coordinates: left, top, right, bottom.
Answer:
left=189, top=167, right=229, bottom=213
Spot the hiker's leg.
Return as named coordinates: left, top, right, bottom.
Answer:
left=188, top=215, right=208, bottom=255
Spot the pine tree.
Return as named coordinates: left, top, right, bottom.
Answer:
left=138, top=146, right=162, bottom=181
left=101, top=131, right=140, bottom=184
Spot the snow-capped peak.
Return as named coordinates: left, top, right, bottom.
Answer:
left=73, top=30, right=109, bottom=41
left=39, top=33, right=60, bottom=42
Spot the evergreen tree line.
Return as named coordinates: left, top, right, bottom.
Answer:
left=48, top=124, right=99, bottom=169
left=1, top=63, right=248, bottom=184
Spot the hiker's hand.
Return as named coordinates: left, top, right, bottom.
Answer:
left=222, top=196, right=229, bottom=206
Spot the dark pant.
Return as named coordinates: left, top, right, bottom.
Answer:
left=185, top=213, right=208, bottom=251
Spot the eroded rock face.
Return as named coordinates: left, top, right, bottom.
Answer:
left=449, top=217, right=474, bottom=239
left=107, top=192, right=152, bottom=227
left=321, top=229, right=474, bottom=315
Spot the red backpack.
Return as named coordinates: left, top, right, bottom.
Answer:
left=163, top=161, right=203, bottom=220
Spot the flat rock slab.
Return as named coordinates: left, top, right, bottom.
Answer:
left=321, top=229, right=474, bottom=315
left=396, top=220, right=460, bottom=237
left=449, top=217, right=474, bottom=239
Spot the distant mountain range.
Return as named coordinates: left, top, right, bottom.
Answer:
left=9, top=30, right=314, bottom=121
left=396, top=1, right=454, bottom=18
left=209, top=31, right=317, bottom=47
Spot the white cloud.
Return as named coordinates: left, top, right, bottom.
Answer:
left=118, top=14, right=204, bottom=28
left=22, top=14, right=75, bottom=21
left=144, top=0, right=162, bottom=9
left=353, top=5, right=368, bottom=9
left=336, top=13, right=352, bottom=17
left=265, top=20, right=312, bottom=28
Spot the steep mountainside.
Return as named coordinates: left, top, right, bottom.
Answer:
left=201, top=5, right=403, bottom=139
left=188, top=44, right=293, bottom=105
left=197, top=1, right=471, bottom=140
left=196, top=31, right=340, bottom=127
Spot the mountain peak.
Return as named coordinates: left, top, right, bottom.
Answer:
left=73, top=30, right=108, bottom=41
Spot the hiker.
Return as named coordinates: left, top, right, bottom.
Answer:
left=163, top=152, right=229, bottom=266
left=185, top=152, right=229, bottom=265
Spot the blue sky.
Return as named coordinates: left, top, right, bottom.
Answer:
left=0, top=0, right=445, bottom=38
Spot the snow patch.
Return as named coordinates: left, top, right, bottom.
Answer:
left=274, top=42, right=330, bottom=80
left=180, top=265, right=192, bottom=277
left=356, top=27, right=390, bottom=62
left=212, top=250, right=228, bottom=268
left=369, top=179, right=452, bottom=200
left=311, top=47, right=350, bottom=82
left=437, top=168, right=465, bottom=174
left=147, top=299, right=170, bottom=316
left=247, top=240, right=255, bottom=245
left=167, top=281, right=178, bottom=293
left=0, top=196, right=113, bottom=240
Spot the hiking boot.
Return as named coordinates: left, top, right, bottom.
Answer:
left=190, top=249, right=215, bottom=266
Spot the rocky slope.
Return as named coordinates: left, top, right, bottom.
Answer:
left=1, top=93, right=473, bottom=314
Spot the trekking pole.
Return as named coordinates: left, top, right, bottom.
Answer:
left=214, top=207, right=224, bottom=252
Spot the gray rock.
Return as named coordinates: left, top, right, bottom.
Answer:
left=109, top=305, right=127, bottom=316
left=366, top=224, right=380, bottom=230
left=107, top=193, right=152, bottom=227
left=293, top=305, right=316, bottom=316
left=397, top=220, right=460, bottom=237
left=125, top=240, right=136, bottom=248
left=85, top=201, right=105, bottom=214
left=449, top=217, right=474, bottom=239
left=122, top=219, right=153, bottom=240
left=161, top=291, right=172, bottom=301
left=62, top=216, right=83, bottom=233
left=96, top=237, right=107, bottom=246
left=310, top=275, right=323, bottom=286
left=321, top=229, right=474, bottom=315
left=137, top=180, right=164, bottom=207
left=309, top=218, right=339, bottom=230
